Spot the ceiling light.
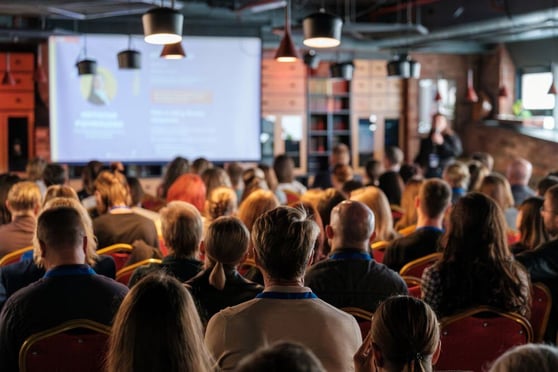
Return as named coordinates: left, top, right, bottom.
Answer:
left=303, top=50, right=320, bottom=69
left=75, top=36, right=97, bottom=76
left=142, top=3, right=183, bottom=45
left=330, top=62, right=354, bottom=80
left=118, top=36, right=141, bottom=69
left=160, top=42, right=186, bottom=59
left=275, top=0, right=298, bottom=62
left=387, top=54, right=420, bottom=79
left=303, top=9, right=343, bottom=48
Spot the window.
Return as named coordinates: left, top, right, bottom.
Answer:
left=519, top=69, right=556, bottom=130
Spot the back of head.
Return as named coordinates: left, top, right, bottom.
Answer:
left=0, top=174, right=21, bottom=224
left=35, top=206, right=87, bottom=254
left=206, top=186, right=237, bottom=220
left=332, top=164, right=353, bottom=185
left=472, top=152, right=494, bottom=171
left=365, top=159, right=382, bottom=184
left=396, top=179, right=424, bottom=229
left=545, top=184, right=558, bottom=217
left=317, top=188, right=346, bottom=228
left=161, top=157, right=190, bottom=198
left=442, top=161, right=470, bottom=189
left=43, top=185, right=79, bottom=207
left=107, top=274, right=212, bottom=372
left=7, top=181, right=41, bottom=212
left=236, top=342, right=325, bottom=372
left=166, top=173, right=206, bottom=212
left=226, top=162, right=244, bottom=188
left=94, top=171, right=131, bottom=213
left=330, top=200, right=374, bottom=249
left=506, top=157, right=532, bottom=186
left=253, top=206, right=319, bottom=281
left=205, top=216, right=250, bottom=289
left=350, top=186, right=394, bottom=241
left=518, top=197, right=548, bottom=250
left=126, top=177, right=144, bottom=206
left=160, top=201, right=202, bottom=258
left=331, top=143, right=350, bottom=166
left=241, top=167, right=269, bottom=202
left=420, top=179, right=451, bottom=219
left=490, top=344, right=558, bottom=372
left=468, top=159, right=490, bottom=192
left=201, top=167, right=232, bottom=198
left=26, top=157, right=47, bottom=181
left=81, top=160, right=104, bottom=195
left=273, top=154, right=295, bottom=183
left=537, top=175, right=558, bottom=196
left=479, top=173, right=515, bottom=210
left=43, top=163, right=67, bottom=187
left=237, top=189, right=279, bottom=233
left=385, top=146, right=404, bottom=167
left=371, top=296, right=439, bottom=372
left=399, top=163, right=420, bottom=185
left=192, top=157, right=212, bottom=175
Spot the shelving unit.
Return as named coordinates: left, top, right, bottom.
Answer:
left=307, top=73, right=352, bottom=174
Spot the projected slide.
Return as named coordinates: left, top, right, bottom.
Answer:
left=49, top=35, right=261, bottom=163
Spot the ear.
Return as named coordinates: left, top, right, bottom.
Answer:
left=432, top=339, right=442, bottom=365
left=371, top=342, right=384, bottom=368
left=325, top=224, right=334, bottom=240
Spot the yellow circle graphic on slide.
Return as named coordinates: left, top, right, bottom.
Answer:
left=79, top=67, right=117, bottom=105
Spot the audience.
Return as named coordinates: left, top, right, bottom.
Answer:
left=0, top=205, right=128, bottom=371
left=166, top=173, right=207, bottom=213
left=384, top=179, right=451, bottom=272
left=204, top=186, right=237, bottom=223
left=186, top=216, right=262, bottom=325
left=489, top=344, right=558, bottom=372
left=442, top=161, right=470, bottom=203
left=240, top=168, right=269, bottom=202
left=305, top=200, right=407, bottom=312
left=467, top=159, right=490, bottom=192
left=422, top=193, right=530, bottom=317
left=129, top=201, right=203, bottom=286
left=316, top=188, right=346, bottom=256
left=192, top=157, right=213, bottom=175
left=511, top=197, right=548, bottom=255
left=0, top=174, right=21, bottom=225
left=127, top=176, right=162, bottom=236
left=25, top=157, right=47, bottom=196
left=350, top=186, right=398, bottom=243
left=201, top=167, right=232, bottom=199
left=237, top=189, right=279, bottom=234
left=42, top=163, right=68, bottom=187
left=506, top=157, right=536, bottom=206
left=77, top=160, right=103, bottom=201
left=0, top=181, right=41, bottom=257
left=379, top=146, right=405, bottom=206
left=471, top=151, right=494, bottom=171
left=331, top=163, right=354, bottom=193
left=205, top=206, right=362, bottom=371
left=536, top=175, right=558, bottom=196
left=312, top=143, right=351, bottom=189
left=479, top=173, right=517, bottom=231
left=107, top=274, right=213, bottom=372
left=93, top=171, right=159, bottom=249
left=354, top=296, right=440, bottom=372
left=42, top=184, right=78, bottom=207
left=236, top=342, right=325, bottom=372
left=158, top=156, right=189, bottom=199
left=274, top=154, right=307, bottom=196
left=226, top=162, right=244, bottom=201
left=364, top=159, right=382, bottom=187
left=394, top=178, right=424, bottom=231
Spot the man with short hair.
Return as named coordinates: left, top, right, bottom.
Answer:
left=305, top=200, right=407, bottom=312
left=0, top=181, right=41, bottom=257
left=0, top=206, right=128, bottom=371
left=506, top=157, right=535, bottom=206
left=205, top=206, right=361, bottom=371
left=311, top=143, right=351, bottom=189
left=274, top=154, right=307, bottom=196
left=517, top=184, right=558, bottom=342
left=379, top=146, right=405, bottom=205
left=384, top=179, right=452, bottom=272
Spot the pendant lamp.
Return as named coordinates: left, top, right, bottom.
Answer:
left=142, top=0, right=183, bottom=45
left=303, top=9, right=342, bottom=48
left=2, top=52, right=15, bottom=86
left=387, top=54, right=420, bottom=79
left=303, top=50, right=320, bottom=69
left=76, top=35, right=97, bottom=76
left=465, top=68, right=478, bottom=102
left=118, top=35, right=141, bottom=69
left=275, top=0, right=298, bottom=62
left=330, top=62, right=354, bottom=80
left=160, top=42, right=186, bottom=59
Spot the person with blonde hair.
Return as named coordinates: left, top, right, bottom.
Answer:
left=489, top=344, right=558, bottom=372
left=42, top=185, right=78, bottom=207
left=186, top=217, right=262, bottom=325
left=350, top=186, right=398, bottom=242
left=354, top=296, right=441, bottom=372
left=394, top=179, right=424, bottom=231
left=0, top=181, right=41, bottom=257
left=237, top=189, right=279, bottom=234
left=93, top=171, right=159, bottom=249
left=202, top=167, right=232, bottom=199
left=442, top=161, right=470, bottom=203
left=107, top=274, right=213, bottom=372
left=479, top=173, right=517, bottom=232
left=205, top=187, right=237, bottom=222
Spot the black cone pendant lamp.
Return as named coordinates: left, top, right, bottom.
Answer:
left=275, top=0, right=298, bottom=62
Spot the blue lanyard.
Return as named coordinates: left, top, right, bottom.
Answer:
left=330, top=252, right=372, bottom=261
left=256, top=291, right=318, bottom=299
left=44, top=265, right=96, bottom=278
left=416, top=226, right=444, bottom=234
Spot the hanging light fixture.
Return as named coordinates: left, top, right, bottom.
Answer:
left=330, top=62, right=354, bottom=80
left=465, top=68, right=478, bottom=102
left=160, top=42, right=186, bottom=59
left=275, top=0, right=298, bottom=62
left=2, top=52, right=15, bottom=86
left=303, top=50, right=320, bottom=69
left=303, top=8, right=343, bottom=48
left=76, top=35, right=97, bottom=76
left=34, top=45, right=47, bottom=83
left=386, top=53, right=420, bottom=79
left=142, top=0, right=183, bottom=45
left=118, top=35, right=141, bottom=69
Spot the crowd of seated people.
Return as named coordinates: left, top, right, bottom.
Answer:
left=1, top=140, right=558, bottom=371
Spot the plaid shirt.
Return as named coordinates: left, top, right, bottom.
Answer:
left=421, top=265, right=441, bottom=313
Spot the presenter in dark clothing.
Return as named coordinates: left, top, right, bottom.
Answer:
left=415, top=113, right=462, bottom=179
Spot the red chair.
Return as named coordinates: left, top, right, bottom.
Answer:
left=436, top=306, right=533, bottom=372
left=399, top=252, right=442, bottom=282
left=96, top=243, right=134, bottom=271
left=530, top=282, right=552, bottom=342
left=0, top=246, right=33, bottom=267
left=115, top=258, right=162, bottom=286
left=238, top=258, right=257, bottom=277
left=371, top=241, right=389, bottom=263
left=342, top=307, right=373, bottom=339
left=19, top=319, right=111, bottom=372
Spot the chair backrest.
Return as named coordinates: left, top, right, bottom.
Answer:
left=341, top=307, right=373, bottom=339
left=531, top=282, right=552, bottom=343
left=401, top=276, right=422, bottom=298
left=371, top=241, right=389, bottom=263
left=238, top=258, right=257, bottom=277
left=96, top=243, right=134, bottom=272
left=397, top=224, right=417, bottom=237
left=0, top=246, right=33, bottom=267
left=115, top=258, right=162, bottom=286
left=19, top=319, right=111, bottom=372
left=436, top=306, right=533, bottom=372
left=399, top=252, right=442, bottom=281
left=283, top=190, right=301, bottom=205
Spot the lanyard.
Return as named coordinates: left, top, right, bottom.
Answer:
left=256, top=291, right=318, bottom=299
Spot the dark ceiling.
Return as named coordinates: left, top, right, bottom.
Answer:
left=0, top=0, right=557, bottom=56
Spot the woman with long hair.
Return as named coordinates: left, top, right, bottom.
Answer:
left=350, top=186, right=398, bottom=243
left=395, top=179, right=424, bottom=231
left=107, top=274, right=214, bottom=372
left=354, top=296, right=440, bottom=372
left=511, top=197, right=549, bottom=255
left=421, top=192, right=530, bottom=317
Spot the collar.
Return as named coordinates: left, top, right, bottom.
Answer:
left=44, top=264, right=96, bottom=278
left=330, top=250, right=371, bottom=261
left=258, top=286, right=316, bottom=299
left=416, top=226, right=444, bottom=234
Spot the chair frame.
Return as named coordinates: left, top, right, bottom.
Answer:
left=115, top=258, right=162, bottom=284
left=0, top=246, right=33, bottom=266
left=96, top=243, right=134, bottom=256
left=19, top=319, right=111, bottom=372
left=399, top=252, right=442, bottom=279
left=531, top=282, right=552, bottom=342
left=397, top=224, right=417, bottom=237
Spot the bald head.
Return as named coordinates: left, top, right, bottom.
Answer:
left=328, top=200, right=375, bottom=251
left=507, top=158, right=532, bottom=186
